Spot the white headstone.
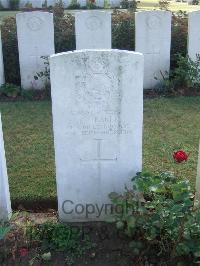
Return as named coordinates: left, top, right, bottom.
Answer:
left=95, top=0, right=104, bottom=7
left=0, top=114, right=12, bottom=221
left=47, top=0, right=56, bottom=6
left=188, top=11, right=200, bottom=62
left=75, top=11, right=111, bottom=50
left=1, top=0, right=9, bottom=8
left=31, top=0, right=44, bottom=8
left=0, top=31, right=5, bottom=86
left=135, top=10, right=172, bottom=90
left=110, top=0, right=120, bottom=7
left=50, top=49, right=144, bottom=222
left=16, top=11, right=55, bottom=90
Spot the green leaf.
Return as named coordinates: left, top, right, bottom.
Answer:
left=116, top=221, right=124, bottom=229
left=41, top=252, right=51, bottom=261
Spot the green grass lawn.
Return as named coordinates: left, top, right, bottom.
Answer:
left=0, top=97, right=199, bottom=205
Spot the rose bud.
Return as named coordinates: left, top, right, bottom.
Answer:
left=19, top=247, right=29, bottom=257
left=173, top=150, right=189, bottom=163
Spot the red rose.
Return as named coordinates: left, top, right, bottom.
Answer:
left=173, top=150, right=188, bottom=163
left=19, top=247, right=28, bottom=257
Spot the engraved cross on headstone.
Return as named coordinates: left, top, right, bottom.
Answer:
left=80, top=139, right=117, bottom=179
left=30, top=46, right=42, bottom=68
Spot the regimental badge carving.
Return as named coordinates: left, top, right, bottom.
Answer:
left=85, top=16, right=103, bottom=31
left=27, top=16, right=43, bottom=31
left=147, top=15, right=160, bottom=30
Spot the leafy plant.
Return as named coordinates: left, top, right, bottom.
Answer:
left=192, top=0, right=199, bottom=5
left=104, top=0, right=110, bottom=9
left=9, top=0, right=19, bottom=10
left=67, top=0, right=81, bottom=9
left=86, top=0, right=97, bottom=9
left=26, top=222, right=92, bottom=264
left=112, top=10, right=135, bottom=51
left=109, top=171, right=200, bottom=263
left=158, top=0, right=169, bottom=10
left=171, top=11, right=188, bottom=69
left=0, top=222, right=11, bottom=241
left=120, top=0, right=138, bottom=11
left=158, top=54, right=200, bottom=92
left=0, top=83, right=21, bottom=98
left=1, top=16, right=20, bottom=85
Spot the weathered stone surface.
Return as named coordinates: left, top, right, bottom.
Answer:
left=188, top=11, right=200, bottom=62
left=0, top=113, right=12, bottom=221
left=135, top=10, right=172, bottom=89
left=75, top=11, right=111, bottom=49
left=50, top=49, right=144, bottom=222
left=16, top=11, right=55, bottom=89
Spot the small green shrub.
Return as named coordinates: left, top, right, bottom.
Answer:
left=192, top=0, right=199, bottom=5
left=109, top=171, right=200, bottom=264
left=171, top=11, right=188, bottom=69
left=24, top=2, right=33, bottom=9
left=112, top=10, right=135, bottom=51
left=1, top=16, right=20, bottom=85
left=120, top=0, right=138, bottom=10
left=26, top=221, right=92, bottom=264
left=9, top=0, right=19, bottom=10
left=86, top=0, right=97, bottom=9
left=53, top=5, right=75, bottom=53
left=0, top=83, right=21, bottom=98
left=67, top=0, right=81, bottom=9
left=0, top=221, right=11, bottom=241
left=158, top=0, right=170, bottom=10
left=158, top=54, right=200, bottom=92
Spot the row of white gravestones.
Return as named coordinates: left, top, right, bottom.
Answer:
left=1, top=0, right=121, bottom=8
left=15, top=10, right=171, bottom=90
left=0, top=113, right=12, bottom=221
left=50, top=49, right=144, bottom=222
left=13, top=9, right=200, bottom=90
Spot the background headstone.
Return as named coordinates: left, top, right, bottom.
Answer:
left=0, top=31, right=5, bottom=86
left=1, top=0, right=9, bottom=8
left=135, top=10, right=172, bottom=89
left=16, top=11, right=55, bottom=90
left=188, top=11, right=200, bottom=62
left=19, top=0, right=43, bottom=8
left=50, top=49, right=144, bottom=222
left=95, top=0, right=104, bottom=7
left=110, top=0, right=121, bottom=7
left=0, top=113, right=12, bottom=221
left=75, top=11, right=112, bottom=49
